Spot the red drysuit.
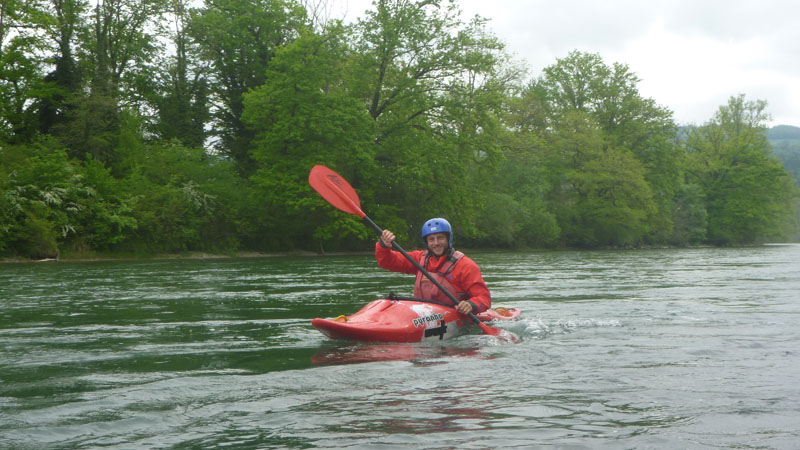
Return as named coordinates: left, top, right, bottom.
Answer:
left=375, top=242, right=492, bottom=313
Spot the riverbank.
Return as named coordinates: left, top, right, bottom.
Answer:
left=0, top=249, right=377, bottom=264
left=5, top=243, right=792, bottom=264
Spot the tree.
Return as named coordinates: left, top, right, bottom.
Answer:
left=529, top=50, right=678, bottom=245
left=0, top=137, right=90, bottom=258
left=35, top=0, right=86, bottom=136
left=685, top=95, right=798, bottom=244
left=550, top=112, right=656, bottom=246
left=151, top=0, right=210, bottom=148
left=46, top=0, right=167, bottom=165
left=482, top=88, right=560, bottom=248
left=242, top=24, right=374, bottom=250
left=116, top=140, right=243, bottom=253
left=82, top=0, right=165, bottom=102
left=188, top=0, right=307, bottom=176
left=670, top=182, right=707, bottom=245
left=351, top=0, right=513, bottom=241
left=1, top=0, right=47, bottom=142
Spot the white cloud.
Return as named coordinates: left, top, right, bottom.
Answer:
left=606, top=20, right=773, bottom=124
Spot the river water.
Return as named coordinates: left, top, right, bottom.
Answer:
left=1, top=245, right=799, bottom=449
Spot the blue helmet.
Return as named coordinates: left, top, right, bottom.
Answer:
left=421, top=218, right=453, bottom=248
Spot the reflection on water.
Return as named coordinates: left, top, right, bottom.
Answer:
left=2, top=246, right=800, bottom=448
left=310, top=341, right=487, bottom=366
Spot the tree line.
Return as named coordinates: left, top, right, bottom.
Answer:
left=1, top=0, right=798, bottom=259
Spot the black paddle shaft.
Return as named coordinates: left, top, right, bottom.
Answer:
left=362, top=216, right=482, bottom=325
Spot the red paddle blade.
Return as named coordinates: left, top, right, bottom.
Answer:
left=309, top=165, right=365, bottom=218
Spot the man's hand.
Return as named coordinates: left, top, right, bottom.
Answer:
left=456, top=300, right=475, bottom=315
left=380, top=229, right=395, bottom=248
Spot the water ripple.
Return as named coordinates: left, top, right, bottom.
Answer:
left=2, top=248, right=800, bottom=448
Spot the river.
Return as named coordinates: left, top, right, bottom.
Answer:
left=1, top=245, right=799, bottom=449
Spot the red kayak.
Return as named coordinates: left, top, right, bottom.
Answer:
left=312, top=299, right=521, bottom=343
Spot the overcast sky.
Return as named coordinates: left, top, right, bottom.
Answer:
left=334, top=0, right=800, bottom=127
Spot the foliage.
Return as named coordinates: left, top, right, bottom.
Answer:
left=684, top=95, right=798, bottom=245
left=149, top=0, right=210, bottom=148
left=769, top=125, right=800, bottom=187
left=188, top=0, right=308, bottom=175
left=1, top=138, right=90, bottom=257
left=1, top=0, right=47, bottom=143
left=509, top=51, right=674, bottom=247
left=242, top=24, right=374, bottom=251
left=548, top=111, right=657, bottom=246
left=351, top=0, right=514, bottom=243
left=669, top=183, right=708, bottom=246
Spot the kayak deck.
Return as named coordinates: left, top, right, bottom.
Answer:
left=312, top=299, right=520, bottom=343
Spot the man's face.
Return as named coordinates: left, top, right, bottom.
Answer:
left=426, top=232, right=449, bottom=257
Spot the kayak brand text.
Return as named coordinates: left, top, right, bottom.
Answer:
left=413, top=313, right=445, bottom=328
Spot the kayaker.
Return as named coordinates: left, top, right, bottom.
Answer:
left=376, top=217, right=491, bottom=315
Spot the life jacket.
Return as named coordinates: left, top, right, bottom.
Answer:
left=413, top=250, right=468, bottom=306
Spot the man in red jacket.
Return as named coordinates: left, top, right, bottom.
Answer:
left=375, top=218, right=491, bottom=315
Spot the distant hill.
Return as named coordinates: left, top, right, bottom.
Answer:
left=768, top=125, right=800, bottom=187
left=767, top=125, right=800, bottom=140
left=768, top=125, right=800, bottom=141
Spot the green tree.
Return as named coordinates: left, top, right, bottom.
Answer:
left=91, top=127, right=244, bottom=254
left=0, top=138, right=88, bottom=258
left=551, top=112, right=656, bottom=246
left=121, top=145, right=242, bottom=253
left=68, top=156, right=138, bottom=251
left=82, top=0, right=165, bottom=102
left=48, top=0, right=167, bottom=166
left=685, top=95, right=798, bottom=244
left=243, top=25, right=374, bottom=251
left=484, top=89, right=560, bottom=248
left=150, top=0, right=209, bottom=147
left=1, top=0, right=47, bottom=142
left=509, top=51, right=672, bottom=247
left=188, top=0, right=307, bottom=176
left=352, top=0, right=512, bottom=242
left=670, top=182, right=707, bottom=245
left=35, top=0, right=86, bottom=137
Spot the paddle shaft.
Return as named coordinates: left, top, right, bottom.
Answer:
left=362, top=216, right=484, bottom=326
